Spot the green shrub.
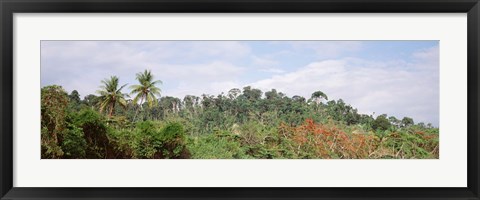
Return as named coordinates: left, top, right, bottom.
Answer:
left=238, top=121, right=266, bottom=146
left=159, top=122, right=188, bottom=158
left=187, top=131, right=248, bottom=159
left=41, top=85, right=69, bottom=158
left=132, top=121, right=160, bottom=158
left=132, top=121, right=189, bottom=158
left=106, top=128, right=135, bottom=158
left=381, top=129, right=439, bottom=159
left=73, top=108, right=111, bottom=158
left=61, top=124, right=87, bottom=158
left=236, top=121, right=285, bottom=158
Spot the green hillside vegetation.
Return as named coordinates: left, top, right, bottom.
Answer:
left=41, top=70, right=439, bottom=159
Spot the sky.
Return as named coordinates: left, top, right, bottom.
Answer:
left=41, top=41, right=439, bottom=126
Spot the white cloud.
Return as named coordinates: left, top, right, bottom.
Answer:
left=252, top=55, right=278, bottom=67
left=186, top=41, right=251, bottom=60
left=290, top=41, right=363, bottom=58
left=259, top=68, right=285, bottom=73
left=155, top=61, right=244, bottom=81
left=155, top=61, right=245, bottom=97
left=251, top=55, right=285, bottom=73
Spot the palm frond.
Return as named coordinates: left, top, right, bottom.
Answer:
left=152, top=80, right=163, bottom=85
left=117, top=84, right=128, bottom=93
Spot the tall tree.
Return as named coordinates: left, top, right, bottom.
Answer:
left=130, top=70, right=162, bottom=120
left=373, top=114, right=391, bottom=131
left=69, top=90, right=81, bottom=104
left=310, top=90, right=328, bottom=104
left=68, top=90, right=82, bottom=110
left=96, top=76, right=128, bottom=117
left=228, top=88, right=241, bottom=100
left=242, top=86, right=263, bottom=102
left=401, top=117, right=414, bottom=127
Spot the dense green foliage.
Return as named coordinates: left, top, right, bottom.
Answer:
left=41, top=85, right=69, bottom=158
left=41, top=71, right=439, bottom=159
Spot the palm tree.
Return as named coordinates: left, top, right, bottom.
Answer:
left=96, top=76, right=128, bottom=117
left=310, top=90, right=328, bottom=113
left=130, top=70, right=162, bottom=120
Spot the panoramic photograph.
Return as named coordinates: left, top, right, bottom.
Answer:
left=40, top=41, right=439, bottom=159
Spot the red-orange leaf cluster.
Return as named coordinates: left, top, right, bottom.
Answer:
left=278, top=119, right=377, bottom=158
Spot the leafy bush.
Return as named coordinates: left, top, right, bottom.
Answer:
left=159, top=122, right=189, bottom=158
left=73, top=108, right=112, bottom=158
left=41, top=85, right=69, bottom=158
left=238, top=120, right=268, bottom=146
left=187, top=131, right=248, bottom=159
left=106, top=128, right=135, bottom=158
left=235, top=120, right=284, bottom=158
left=61, top=124, right=87, bottom=158
left=380, top=129, right=439, bottom=159
left=131, top=121, right=160, bottom=158
left=132, top=121, right=189, bottom=158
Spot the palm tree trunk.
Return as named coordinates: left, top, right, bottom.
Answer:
left=109, top=102, right=115, bottom=117
left=133, top=97, right=144, bottom=122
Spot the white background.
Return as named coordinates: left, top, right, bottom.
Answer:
left=13, top=13, right=467, bottom=187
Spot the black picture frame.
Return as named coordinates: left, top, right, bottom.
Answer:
left=1, top=0, right=479, bottom=199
